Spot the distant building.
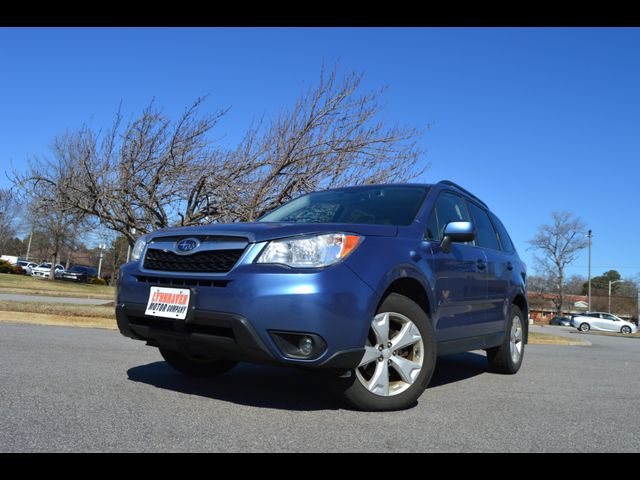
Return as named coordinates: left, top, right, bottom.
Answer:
left=527, top=292, right=589, bottom=321
left=527, top=291, right=635, bottom=322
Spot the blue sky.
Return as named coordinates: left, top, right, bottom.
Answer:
left=1, top=27, right=639, bottom=279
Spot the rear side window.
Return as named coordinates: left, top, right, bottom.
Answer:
left=467, top=202, right=500, bottom=250
left=426, top=191, right=471, bottom=241
left=489, top=211, right=515, bottom=253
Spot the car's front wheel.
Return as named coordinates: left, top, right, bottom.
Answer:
left=579, top=322, right=590, bottom=332
left=334, top=293, right=437, bottom=411
left=159, top=348, right=238, bottom=377
left=621, top=326, right=632, bottom=335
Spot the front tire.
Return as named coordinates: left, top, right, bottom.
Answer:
left=579, top=323, right=590, bottom=332
left=621, top=326, right=632, bottom=335
left=159, top=348, right=238, bottom=377
left=487, top=305, right=525, bottom=374
left=334, top=293, right=437, bottom=411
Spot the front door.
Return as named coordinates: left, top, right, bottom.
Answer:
left=432, top=243, right=488, bottom=341
left=425, top=191, right=489, bottom=341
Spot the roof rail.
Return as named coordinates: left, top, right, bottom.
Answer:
left=438, top=180, right=489, bottom=209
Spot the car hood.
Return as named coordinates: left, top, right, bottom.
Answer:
left=146, top=222, right=398, bottom=243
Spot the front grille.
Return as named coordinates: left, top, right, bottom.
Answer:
left=143, top=248, right=244, bottom=273
left=135, top=275, right=230, bottom=288
left=128, top=315, right=235, bottom=339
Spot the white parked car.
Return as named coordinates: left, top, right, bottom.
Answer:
left=571, top=312, right=638, bottom=335
left=31, top=263, right=65, bottom=279
left=16, top=260, right=39, bottom=275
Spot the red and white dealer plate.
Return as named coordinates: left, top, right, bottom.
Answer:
left=145, top=286, right=191, bottom=320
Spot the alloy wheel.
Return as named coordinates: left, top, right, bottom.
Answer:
left=356, top=312, right=424, bottom=397
left=510, top=315, right=523, bottom=364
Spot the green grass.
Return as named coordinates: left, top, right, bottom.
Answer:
left=579, top=330, right=640, bottom=339
left=528, top=331, right=590, bottom=346
left=0, top=310, right=116, bottom=330
left=0, top=300, right=115, bottom=319
left=0, top=273, right=115, bottom=299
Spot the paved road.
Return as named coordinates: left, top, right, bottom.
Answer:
left=0, top=293, right=112, bottom=305
left=1, top=322, right=638, bottom=452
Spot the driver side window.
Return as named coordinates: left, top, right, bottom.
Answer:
left=425, top=192, right=472, bottom=241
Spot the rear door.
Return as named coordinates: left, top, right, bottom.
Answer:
left=467, top=202, right=510, bottom=335
left=586, top=313, right=605, bottom=330
left=600, top=313, right=619, bottom=332
left=426, top=191, right=488, bottom=341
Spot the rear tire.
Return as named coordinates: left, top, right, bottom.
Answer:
left=487, top=305, right=525, bottom=374
left=159, top=348, right=238, bottom=377
left=333, top=293, right=437, bottom=411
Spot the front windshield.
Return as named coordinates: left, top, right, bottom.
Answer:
left=69, top=266, right=88, bottom=273
left=259, top=186, right=429, bottom=226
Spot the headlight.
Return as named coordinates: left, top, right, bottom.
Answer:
left=130, top=235, right=148, bottom=262
left=256, top=233, right=362, bottom=268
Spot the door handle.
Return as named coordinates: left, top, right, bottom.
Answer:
left=476, top=258, right=486, bottom=270
left=506, top=261, right=513, bottom=271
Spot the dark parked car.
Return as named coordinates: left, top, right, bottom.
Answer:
left=116, top=181, right=528, bottom=411
left=549, top=316, right=571, bottom=326
left=62, top=265, right=98, bottom=283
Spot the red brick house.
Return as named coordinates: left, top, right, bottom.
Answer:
left=527, top=292, right=589, bottom=322
left=528, top=291, right=636, bottom=322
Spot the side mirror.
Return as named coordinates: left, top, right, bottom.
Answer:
left=441, top=221, right=475, bottom=253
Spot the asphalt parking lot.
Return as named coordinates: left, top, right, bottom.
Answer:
left=1, top=322, right=638, bottom=452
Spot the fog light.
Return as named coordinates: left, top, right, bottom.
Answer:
left=299, top=336, right=314, bottom=356
left=269, top=331, right=326, bottom=360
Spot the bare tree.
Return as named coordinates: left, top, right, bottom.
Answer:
left=528, top=211, right=588, bottom=314
left=527, top=275, right=555, bottom=294
left=0, top=189, right=19, bottom=252
left=52, top=99, right=226, bottom=245
left=565, top=274, right=587, bottom=295
left=13, top=64, right=427, bottom=248
left=214, top=66, right=428, bottom=222
left=13, top=145, right=92, bottom=279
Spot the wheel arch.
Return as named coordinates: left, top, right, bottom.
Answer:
left=378, top=276, right=432, bottom=321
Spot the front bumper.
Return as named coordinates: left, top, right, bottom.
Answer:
left=116, top=261, right=379, bottom=370
left=62, top=275, right=85, bottom=282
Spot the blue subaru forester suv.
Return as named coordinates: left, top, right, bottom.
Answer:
left=116, top=180, right=528, bottom=411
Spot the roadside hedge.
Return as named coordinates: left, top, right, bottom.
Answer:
left=0, top=260, right=16, bottom=274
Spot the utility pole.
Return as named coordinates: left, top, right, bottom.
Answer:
left=97, top=243, right=106, bottom=278
left=637, top=288, right=640, bottom=327
left=608, top=279, right=623, bottom=313
left=586, top=230, right=593, bottom=311
left=25, top=230, right=33, bottom=261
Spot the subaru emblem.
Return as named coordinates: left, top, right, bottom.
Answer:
left=176, top=238, right=199, bottom=253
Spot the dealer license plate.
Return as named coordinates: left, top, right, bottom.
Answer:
left=145, top=286, right=191, bottom=320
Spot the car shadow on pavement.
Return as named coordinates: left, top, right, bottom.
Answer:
left=127, top=351, right=489, bottom=411
left=429, top=352, right=489, bottom=389
left=127, top=361, right=344, bottom=411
